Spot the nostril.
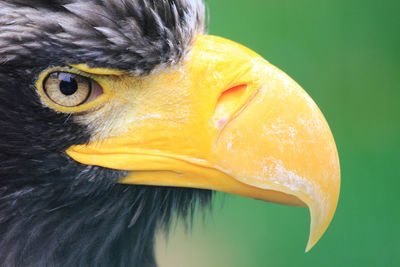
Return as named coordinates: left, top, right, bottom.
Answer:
left=213, top=84, right=249, bottom=130
left=218, top=84, right=248, bottom=105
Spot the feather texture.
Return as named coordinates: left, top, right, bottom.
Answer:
left=0, top=0, right=205, bottom=74
left=0, top=1, right=211, bottom=266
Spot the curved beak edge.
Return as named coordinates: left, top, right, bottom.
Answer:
left=66, top=35, right=340, bottom=252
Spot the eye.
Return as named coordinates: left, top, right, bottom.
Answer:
left=43, top=72, right=102, bottom=107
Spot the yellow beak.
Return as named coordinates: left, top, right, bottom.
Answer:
left=66, top=35, right=340, bottom=251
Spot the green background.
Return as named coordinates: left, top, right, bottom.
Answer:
left=158, top=0, right=400, bottom=266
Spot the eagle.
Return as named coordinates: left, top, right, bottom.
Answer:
left=0, top=0, right=340, bottom=266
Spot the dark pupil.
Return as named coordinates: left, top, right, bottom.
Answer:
left=59, top=76, right=78, bottom=96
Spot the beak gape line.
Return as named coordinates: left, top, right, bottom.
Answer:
left=67, top=35, right=340, bottom=251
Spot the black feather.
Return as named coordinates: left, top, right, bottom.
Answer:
left=0, top=0, right=211, bottom=266
left=0, top=0, right=205, bottom=74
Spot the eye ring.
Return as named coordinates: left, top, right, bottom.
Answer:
left=43, top=72, right=100, bottom=107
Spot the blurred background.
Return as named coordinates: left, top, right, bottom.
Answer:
left=157, top=0, right=399, bottom=266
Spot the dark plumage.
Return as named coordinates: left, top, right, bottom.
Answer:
left=0, top=0, right=204, bottom=73
left=0, top=0, right=210, bottom=266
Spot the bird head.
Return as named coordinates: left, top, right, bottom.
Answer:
left=0, top=0, right=340, bottom=266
